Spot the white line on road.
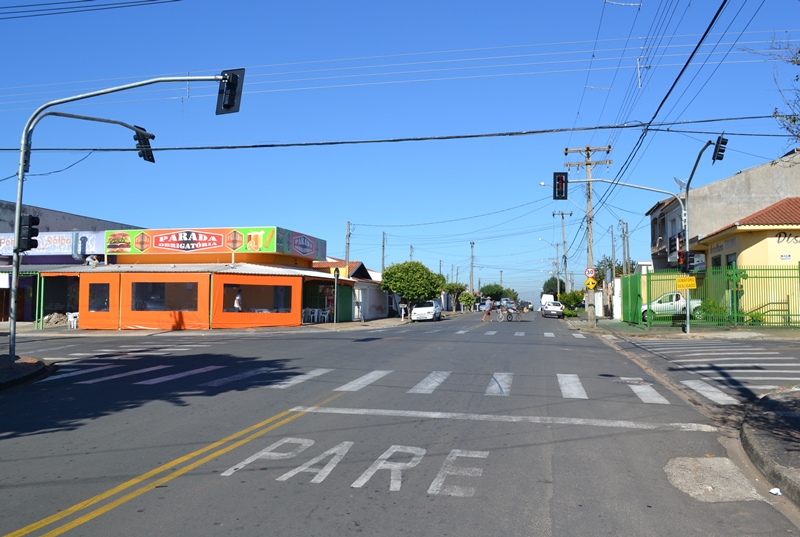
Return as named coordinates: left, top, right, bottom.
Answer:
left=334, top=370, right=394, bottom=391
left=408, top=371, right=452, bottom=394
left=267, top=368, right=333, bottom=389
left=680, top=380, right=740, bottom=405
left=38, top=365, right=121, bottom=381
left=485, top=373, right=513, bottom=396
left=134, top=366, right=226, bottom=385
left=544, top=333, right=555, bottom=338
left=291, top=406, right=718, bottom=432
left=200, top=367, right=277, bottom=387
left=514, top=332, right=525, bottom=336
left=557, top=374, right=588, bottom=399
left=75, top=365, right=174, bottom=384
left=456, top=330, right=468, bottom=334
left=620, top=377, right=670, bottom=405
left=672, top=357, right=797, bottom=363
left=484, top=331, right=497, bottom=335
left=572, top=333, right=586, bottom=339
left=680, top=363, right=800, bottom=369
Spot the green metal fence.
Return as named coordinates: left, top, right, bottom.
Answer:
left=622, top=264, right=800, bottom=327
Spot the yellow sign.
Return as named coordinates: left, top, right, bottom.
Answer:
left=676, top=276, right=697, bottom=290
left=585, top=277, right=597, bottom=290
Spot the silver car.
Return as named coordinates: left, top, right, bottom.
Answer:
left=541, top=301, right=564, bottom=319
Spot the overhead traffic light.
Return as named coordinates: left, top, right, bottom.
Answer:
left=216, top=68, right=245, bottom=115
left=677, top=250, right=687, bottom=273
left=133, top=126, right=155, bottom=163
left=712, top=134, right=728, bottom=164
left=553, top=172, right=568, bottom=200
left=19, top=214, right=40, bottom=252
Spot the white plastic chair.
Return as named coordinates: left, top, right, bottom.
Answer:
left=66, top=312, right=79, bottom=329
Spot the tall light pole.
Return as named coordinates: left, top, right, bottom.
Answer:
left=7, top=70, right=244, bottom=361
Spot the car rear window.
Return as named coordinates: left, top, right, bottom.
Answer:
left=415, top=301, right=434, bottom=307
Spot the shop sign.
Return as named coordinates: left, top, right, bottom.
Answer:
left=0, top=231, right=104, bottom=256
left=105, top=226, right=327, bottom=260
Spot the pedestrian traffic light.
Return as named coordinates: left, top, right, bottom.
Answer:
left=133, top=126, right=155, bottom=163
left=19, top=214, right=40, bottom=252
left=677, top=250, right=687, bottom=273
left=553, top=172, right=568, bottom=200
left=712, top=134, right=728, bottom=164
left=216, top=68, right=245, bottom=115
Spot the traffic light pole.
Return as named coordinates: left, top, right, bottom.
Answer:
left=564, top=146, right=611, bottom=329
left=7, top=73, right=237, bottom=362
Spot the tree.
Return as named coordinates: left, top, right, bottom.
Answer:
left=480, top=283, right=504, bottom=301
left=502, top=288, right=519, bottom=302
left=559, top=290, right=584, bottom=310
left=443, top=282, right=467, bottom=312
left=458, top=291, right=476, bottom=312
left=381, top=261, right=444, bottom=306
left=768, top=40, right=800, bottom=142
left=541, top=276, right=565, bottom=297
left=593, top=254, right=632, bottom=285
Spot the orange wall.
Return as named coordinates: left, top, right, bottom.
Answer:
left=211, top=274, right=303, bottom=329
left=78, top=273, right=121, bottom=330
left=119, top=273, right=211, bottom=330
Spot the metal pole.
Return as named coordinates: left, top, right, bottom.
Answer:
left=683, top=140, right=714, bottom=335
left=7, top=74, right=225, bottom=362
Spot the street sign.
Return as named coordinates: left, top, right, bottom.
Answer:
left=676, top=276, right=697, bottom=290
left=585, top=277, right=597, bottom=290
left=585, top=267, right=596, bottom=278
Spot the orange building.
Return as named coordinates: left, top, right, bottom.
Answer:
left=37, top=226, right=350, bottom=330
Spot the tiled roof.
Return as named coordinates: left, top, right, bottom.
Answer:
left=703, top=197, right=800, bottom=239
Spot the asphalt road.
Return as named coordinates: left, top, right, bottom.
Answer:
left=1, top=314, right=798, bottom=536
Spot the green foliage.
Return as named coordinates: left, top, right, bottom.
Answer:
left=480, top=283, right=504, bottom=301
left=563, top=308, right=578, bottom=318
left=381, top=261, right=444, bottom=305
left=443, top=282, right=467, bottom=312
left=594, top=254, right=631, bottom=284
left=458, top=292, right=476, bottom=311
left=558, top=290, right=584, bottom=310
left=503, top=288, right=519, bottom=302
left=542, top=277, right=565, bottom=297
left=695, top=298, right=728, bottom=318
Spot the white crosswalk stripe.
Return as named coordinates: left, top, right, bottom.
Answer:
left=620, top=377, right=670, bottom=404
left=485, top=373, right=514, bottom=396
left=267, top=368, right=333, bottom=389
left=76, top=365, right=173, bottom=384
left=544, top=333, right=555, bottom=338
left=133, top=366, right=226, bottom=385
left=39, top=365, right=121, bottom=381
left=408, top=371, right=452, bottom=394
left=680, top=380, right=740, bottom=405
left=334, top=370, right=394, bottom=391
left=557, top=374, right=588, bottom=399
left=572, top=333, right=586, bottom=339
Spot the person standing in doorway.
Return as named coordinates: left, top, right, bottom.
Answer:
left=482, top=297, right=494, bottom=322
left=234, top=289, right=243, bottom=312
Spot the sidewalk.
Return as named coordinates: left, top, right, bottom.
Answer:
left=571, top=315, right=800, bottom=509
left=2, top=313, right=798, bottom=508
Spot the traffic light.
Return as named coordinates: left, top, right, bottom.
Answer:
left=19, top=214, right=40, bottom=252
left=712, top=134, right=728, bottom=164
left=216, top=68, right=245, bottom=115
left=553, top=172, right=568, bottom=200
left=133, top=126, right=155, bottom=163
left=677, top=250, right=687, bottom=273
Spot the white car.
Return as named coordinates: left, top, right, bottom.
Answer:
left=411, top=300, right=442, bottom=322
left=541, top=301, right=564, bottom=319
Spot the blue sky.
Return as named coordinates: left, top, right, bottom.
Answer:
left=1, top=0, right=799, bottom=303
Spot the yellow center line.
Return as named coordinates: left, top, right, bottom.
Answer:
left=6, top=392, right=347, bottom=537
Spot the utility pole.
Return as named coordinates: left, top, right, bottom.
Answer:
left=469, top=242, right=475, bottom=294
left=624, top=221, right=630, bottom=275
left=381, top=232, right=386, bottom=273
left=609, top=225, right=616, bottom=318
left=345, top=221, right=351, bottom=269
left=500, top=270, right=503, bottom=288
left=554, top=211, right=572, bottom=292
left=564, top=145, right=612, bottom=329
left=410, top=245, right=413, bottom=261
left=619, top=220, right=628, bottom=276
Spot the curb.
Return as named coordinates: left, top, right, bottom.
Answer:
left=0, top=360, right=49, bottom=390
left=740, top=421, right=800, bottom=508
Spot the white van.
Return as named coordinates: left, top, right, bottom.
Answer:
left=540, top=294, right=555, bottom=310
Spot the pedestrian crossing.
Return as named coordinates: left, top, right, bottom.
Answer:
left=36, top=361, right=736, bottom=406
left=632, top=338, right=800, bottom=396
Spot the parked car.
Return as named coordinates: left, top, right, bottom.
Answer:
left=642, top=292, right=702, bottom=322
left=411, top=300, right=442, bottom=322
left=541, top=301, right=565, bottom=319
